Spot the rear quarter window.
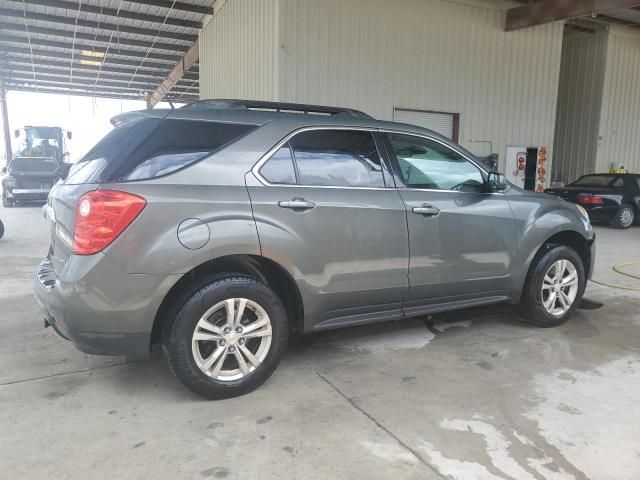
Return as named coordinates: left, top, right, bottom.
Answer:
left=77, top=118, right=256, bottom=182
left=115, top=119, right=257, bottom=181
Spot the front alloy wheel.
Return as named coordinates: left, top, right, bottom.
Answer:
left=520, top=245, right=586, bottom=327
left=541, top=259, right=579, bottom=316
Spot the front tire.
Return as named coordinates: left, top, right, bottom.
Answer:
left=610, top=203, right=635, bottom=229
left=520, top=245, right=586, bottom=327
left=163, top=275, right=289, bottom=399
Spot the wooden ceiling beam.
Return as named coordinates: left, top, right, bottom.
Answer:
left=147, top=41, right=199, bottom=108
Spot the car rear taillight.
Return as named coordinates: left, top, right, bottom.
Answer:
left=578, top=194, right=604, bottom=205
left=73, top=190, right=146, bottom=255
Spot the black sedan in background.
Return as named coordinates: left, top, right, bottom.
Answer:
left=546, top=173, right=640, bottom=229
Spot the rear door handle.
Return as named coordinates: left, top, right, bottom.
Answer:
left=412, top=205, right=440, bottom=217
left=278, top=198, right=315, bottom=211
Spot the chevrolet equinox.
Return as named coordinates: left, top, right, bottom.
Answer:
left=35, top=100, right=595, bottom=399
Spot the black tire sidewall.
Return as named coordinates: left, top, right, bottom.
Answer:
left=521, top=245, right=586, bottom=327
left=166, top=276, right=289, bottom=399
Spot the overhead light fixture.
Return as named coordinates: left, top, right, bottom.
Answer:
left=81, top=50, right=105, bottom=58
left=79, top=59, right=103, bottom=67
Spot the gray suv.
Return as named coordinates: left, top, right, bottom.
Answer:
left=34, top=100, right=595, bottom=399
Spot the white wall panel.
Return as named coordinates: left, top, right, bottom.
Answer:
left=199, top=0, right=279, bottom=100
left=552, top=29, right=608, bottom=184
left=393, top=108, right=455, bottom=140
left=596, top=27, right=640, bottom=174
left=277, top=0, right=565, bottom=173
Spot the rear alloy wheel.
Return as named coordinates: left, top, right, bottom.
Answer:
left=520, top=245, right=585, bottom=327
left=191, top=298, right=273, bottom=381
left=164, top=275, right=288, bottom=399
left=610, top=203, right=635, bottom=229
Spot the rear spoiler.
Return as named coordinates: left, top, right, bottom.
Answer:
left=110, top=109, right=172, bottom=128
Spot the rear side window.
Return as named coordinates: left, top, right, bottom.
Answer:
left=288, top=130, right=385, bottom=187
left=118, top=119, right=256, bottom=180
left=260, top=145, right=297, bottom=184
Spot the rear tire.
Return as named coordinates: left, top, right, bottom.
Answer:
left=519, top=245, right=586, bottom=327
left=163, top=275, right=289, bottom=399
left=0, top=220, right=4, bottom=240
left=610, top=203, right=635, bottom=229
left=2, top=193, right=13, bottom=208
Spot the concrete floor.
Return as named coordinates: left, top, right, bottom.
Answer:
left=1, top=204, right=639, bottom=480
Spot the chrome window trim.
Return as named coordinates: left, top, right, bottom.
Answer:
left=251, top=126, right=388, bottom=190
left=252, top=125, right=504, bottom=194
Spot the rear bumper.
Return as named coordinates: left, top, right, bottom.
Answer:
left=583, top=205, right=618, bottom=222
left=34, top=254, right=181, bottom=359
left=6, top=188, right=50, bottom=202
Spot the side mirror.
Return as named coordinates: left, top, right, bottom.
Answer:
left=1, top=166, right=7, bottom=174
left=487, top=172, right=508, bottom=192
left=67, top=131, right=73, bottom=140
left=479, top=153, right=499, bottom=172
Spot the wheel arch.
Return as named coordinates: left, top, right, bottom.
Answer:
left=150, top=254, right=304, bottom=350
left=514, top=228, right=593, bottom=302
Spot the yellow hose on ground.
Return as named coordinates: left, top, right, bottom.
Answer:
left=591, top=262, right=640, bottom=292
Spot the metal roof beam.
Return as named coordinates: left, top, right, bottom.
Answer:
left=147, top=42, right=198, bottom=108
left=3, top=55, right=198, bottom=79
left=0, top=35, right=182, bottom=63
left=1, top=64, right=199, bottom=88
left=6, top=84, right=198, bottom=101
left=506, top=0, right=640, bottom=31
left=7, top=78, right=196, bottom=95
left=4, top=46, right=191, bottom=71
left=0, top=7, right=198, bottom=42
left=6, top=72, right=196, bottom=92
left=16, top=0, right=202, bottom=29
left=122, top=0, right=214, bottom=15
left=0, top=22, right=190, bottom=52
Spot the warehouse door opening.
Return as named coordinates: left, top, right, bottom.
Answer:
left=393, top=108, right=459, bottom=142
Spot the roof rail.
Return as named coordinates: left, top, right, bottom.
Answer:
left=180, top=99, right=373, bottom=119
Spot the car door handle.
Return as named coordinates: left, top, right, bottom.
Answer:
left=412, top=205, right=440, bottom=216
left=278, top=199, right=315, bottom=211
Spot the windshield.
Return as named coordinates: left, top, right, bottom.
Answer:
left=9, top=158, right=58, bottom=172
left=18, top=127, right=62, bottom=161
left=571, top=175, right=620, bottom=187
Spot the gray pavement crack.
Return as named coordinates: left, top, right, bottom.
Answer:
left=315, top=369, right=446, bottom=479
left=0, top=359, right=150, bottom=386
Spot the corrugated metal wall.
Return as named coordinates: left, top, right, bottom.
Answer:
left=199, top=0, right=279, bottom=100
left=277, top=0, right=565, bottom=172
left=596, top=27, right=640, bottom=174
left=552, top=29, right=608, bottom=184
